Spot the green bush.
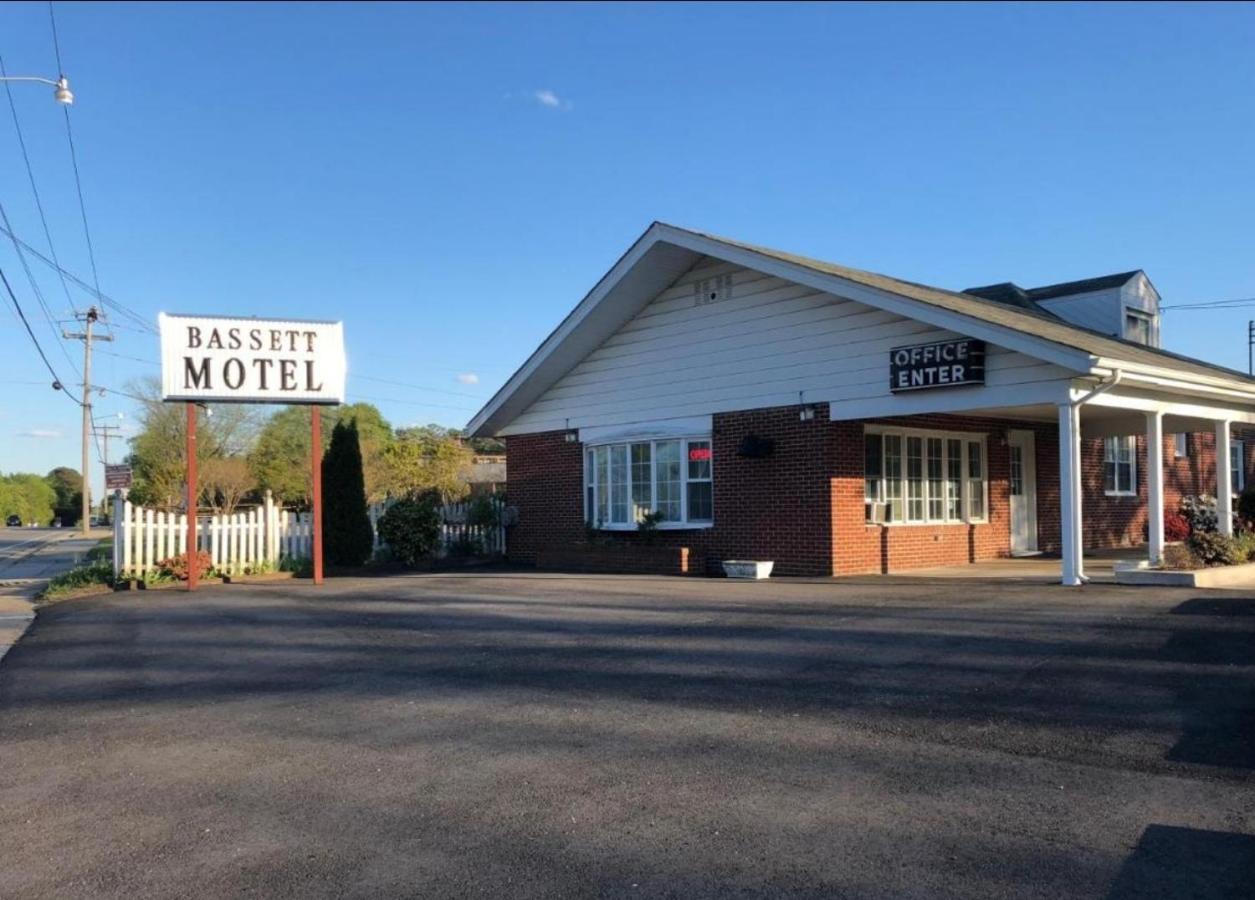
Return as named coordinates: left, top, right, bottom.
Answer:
left=1188, top=531, right=1245, bottom=567
left=1239, top=485, right=1255, bottom=527
left=279, top=556, right=313, bottom=577
left=1233, top=531, right=1255, bottom=562
left=466, top=494, right=500, bottom=530
left=376, top=498, right=442, bottom=566
left=39, top=562, right=114, bottom=599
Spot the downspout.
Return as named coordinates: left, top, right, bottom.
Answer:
left=1065, top=370, right=1123, bottom=583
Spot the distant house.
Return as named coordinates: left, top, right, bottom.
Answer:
left=467, top=455, right=506, bottom=497
left=468, top=223, right=1255, bottom=583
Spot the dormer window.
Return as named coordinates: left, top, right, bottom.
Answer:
left=1125, top=308, right=1155, bottom=345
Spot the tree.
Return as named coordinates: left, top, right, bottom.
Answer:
left=383, top=426, right=474, bottom=502
left=124, top=377, right=260, bottom=509
left=321, top=419, right=374, bottom=566
left=249, top=403, right=394, bottom=506
left=0, top=473, right=57, bottom=525
left=45, top=467, right=83, bottom=525
left=201, top=457, right=256, bottom=515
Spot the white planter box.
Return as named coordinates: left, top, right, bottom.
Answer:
left=722, top=560, right=774, bottom=580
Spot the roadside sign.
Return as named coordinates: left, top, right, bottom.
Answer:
left=104, top=464, right=133, bottom=491
left=158, top=313, right=347, bottom=405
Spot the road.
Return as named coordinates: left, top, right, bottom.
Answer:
left=0, top=573, right=1252, bottom=898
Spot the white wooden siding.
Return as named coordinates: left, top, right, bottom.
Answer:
left=502, top=258, right=1076, bottom=435
left=1037, top=287, right=1124, bottom=336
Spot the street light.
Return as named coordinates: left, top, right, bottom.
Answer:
left=0, top=74, right=74, bottom=105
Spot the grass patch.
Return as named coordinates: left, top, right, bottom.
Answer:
left=38, top=562, right=115, bottom=601
left=85, top=538, right=112, bottom=563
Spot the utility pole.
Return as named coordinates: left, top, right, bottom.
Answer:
left=92, top=422, right=122, bottom=465
left=63, top=306, right=113, bottom=533
left=1249, top=320, right=1254, bottom=376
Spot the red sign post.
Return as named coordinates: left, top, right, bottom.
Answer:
left=186, top=402, right=198, bottom=592
left=311, top=407, right=324, bottom=585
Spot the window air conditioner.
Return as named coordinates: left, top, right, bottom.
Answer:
left=865, top=502, right=888, bottom=524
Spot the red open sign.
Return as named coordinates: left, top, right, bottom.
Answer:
left=688, top=447, right=712, bottom=462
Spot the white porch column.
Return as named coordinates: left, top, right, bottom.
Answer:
left=1059, top=402, right=1084, bottom=585
left=1217, top=420, right=1233, bottom=535
left=1146, top=412, right=1164, bottom=565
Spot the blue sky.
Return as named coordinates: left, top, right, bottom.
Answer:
left=3, top=1, right=1254, bottom=499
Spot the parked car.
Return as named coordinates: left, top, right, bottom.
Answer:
left=5, top=515, right=20, bottom=527
left=50, top=517, right=62, bottom=528
left=89, top=516, right=99, bottom=527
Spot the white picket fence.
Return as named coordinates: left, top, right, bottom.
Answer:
left=112, top=493, right=506, bottom=579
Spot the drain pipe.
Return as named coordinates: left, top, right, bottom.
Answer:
left=1065, top=370, right=1123, bottom=584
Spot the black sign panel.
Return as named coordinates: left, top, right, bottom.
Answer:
left=889, top=339, right=986, bottom=392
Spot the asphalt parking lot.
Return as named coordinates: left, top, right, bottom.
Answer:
left=1, top=573, right=1252, bottom=899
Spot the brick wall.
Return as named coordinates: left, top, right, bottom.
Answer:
left=504, top=407, right=1255, bottom=578
left=833, top=414, right=1061, bottom=575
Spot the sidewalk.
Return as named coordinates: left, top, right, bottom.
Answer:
left=0, top=586, right=36, bottom=664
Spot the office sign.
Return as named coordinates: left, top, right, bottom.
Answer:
left=889, top=338, right=985, bottom=392
left=104, top=464, right=133, bottom=491
left=159, top=313, right=346, bottom=405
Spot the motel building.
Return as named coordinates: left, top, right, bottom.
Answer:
left=466, top=223, right=1255, bottom=584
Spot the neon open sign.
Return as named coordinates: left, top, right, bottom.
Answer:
left=689, top=447, right=712, bottom=462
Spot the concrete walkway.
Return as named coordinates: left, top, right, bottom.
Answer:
left=869, top=547, right=1148, bottom=584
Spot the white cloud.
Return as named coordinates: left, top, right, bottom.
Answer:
left=19, top=428, right=61, bottom=439
left=531, top=89, right=572, bottom=111
left=456, top=373, right=480, bottom=385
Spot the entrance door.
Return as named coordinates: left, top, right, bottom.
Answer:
left=1008, top=430, right=1039, bottom=555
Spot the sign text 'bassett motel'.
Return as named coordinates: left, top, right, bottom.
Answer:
left=889, top=338, right=986, bottom=393
left=159, top=313, right=347, bottom=405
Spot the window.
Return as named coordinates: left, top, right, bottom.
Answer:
left=1231, top=441, right=1246, bottom=494
left=1173, top=433, right=1188, bottom=458
left=1125, top=309, right=1155, bottom=345
left=584, top=437, right=713, bottom=528
left=864, top=427, right=987, bottom=524
left=1104, top=436, right=1137, bottom=496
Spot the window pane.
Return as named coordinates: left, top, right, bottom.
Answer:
left=655, top=440, right=681, bottom=521
left=968, top=440, right=985, bottom=519
left=927, top=437, right=943, bottom=520
left=687, top=440, right=712, bottom=480
left=946, top=439, right=963, bottom=520
left=610, top=444, right=629, bottom=524
left=864, top=433, right=883, bottom=503
left=595, top=446, right=610, bottom=525
left=884, top=435, right=903, bottom=522
left=687, top=481, right=713, bottom=522
left=1009, top=446, right=1023, bottom=496
left=906, top=436, right=924, bottom=522
left=630, top=442, right=652, bottom=522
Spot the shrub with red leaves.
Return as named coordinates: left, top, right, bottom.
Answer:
left=157, top=550, right=213, bottom=581
left=1164, top=511, right=1190, bottom=542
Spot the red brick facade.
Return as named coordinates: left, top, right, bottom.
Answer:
left=505, top=405, right=1255, bottom=576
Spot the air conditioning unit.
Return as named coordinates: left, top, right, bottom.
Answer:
left=865, top=502, right=888, bottom=524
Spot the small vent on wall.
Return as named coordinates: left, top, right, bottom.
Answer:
left=694, top=274, right=733, bottom=306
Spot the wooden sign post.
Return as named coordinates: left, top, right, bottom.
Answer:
left=187, top=402, right=198, bottom=592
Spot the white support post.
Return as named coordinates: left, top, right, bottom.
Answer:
left=1217, top=420, right=1234, bottom=536
left=1146, top=411, right=1165, bottom=565
left=1059, top=402, right=1084, bottom=585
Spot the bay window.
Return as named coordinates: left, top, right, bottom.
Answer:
left=1103, top=436, right=1136, bottom=496
left=864, top=427, right=987, bottom=524
left=584, top=437, right=713, bottom=528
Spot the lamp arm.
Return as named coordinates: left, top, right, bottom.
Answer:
left=0, top=76, right=60, bottom=87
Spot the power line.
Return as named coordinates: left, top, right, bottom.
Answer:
left=0, top=197, right=80, bottom=377
left=1161, top=297, right=1255, bottom=311
left=353, top=373, right=485, bottom=400
left=0, top=221, right=155, bottom=331
left=47, top=1, right=64, bottom=76
left=0, top=264, right=80, bottom=404
left=0, top=51, right=77, bottom=315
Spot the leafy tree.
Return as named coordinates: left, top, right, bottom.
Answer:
left=201, top=456, right=256, bottom=515
left=124, top=377, right=259, bottom=509
left=0, top=473, right=58, bottom=524
left=250, top=403, right=393, bottom=505
left=321, top=419, right=374, bottom=567
left=45, top=467, right=83, bottom=524
left=384, top=426, right=474, bottom=502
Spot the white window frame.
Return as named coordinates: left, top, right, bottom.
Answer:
left=1104, top=435, right=1137, bottom=496
left=1231, top=440, right=1245, bottom=494
left=583, top=436, right=714, bottom=530
left=864, top=425, right=988, bottom=525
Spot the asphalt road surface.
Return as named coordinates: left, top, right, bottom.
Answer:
left=0, top=528, right=107, bottom=583
left=1, top=573, right=1252, bottom=898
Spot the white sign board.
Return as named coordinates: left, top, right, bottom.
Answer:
left=159, top=313, right=346, bottom=405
